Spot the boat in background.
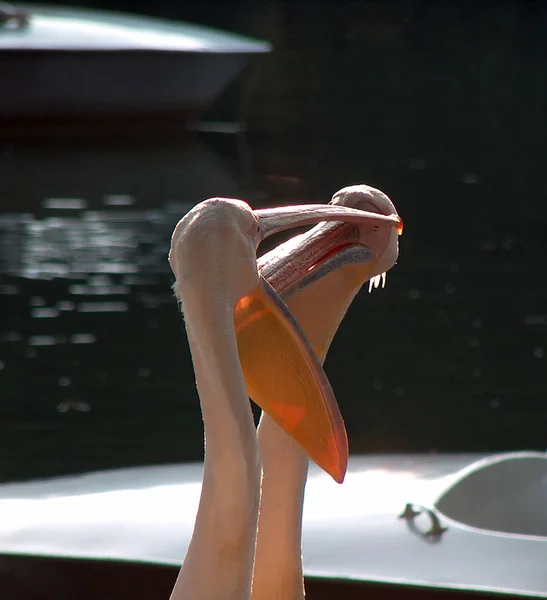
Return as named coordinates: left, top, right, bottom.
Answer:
left=0, top=3, right=271, bottom=134
left=0, top=451, right=545, bottom=598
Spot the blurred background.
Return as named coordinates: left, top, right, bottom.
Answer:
left=1, top=0, right=546, bottom=483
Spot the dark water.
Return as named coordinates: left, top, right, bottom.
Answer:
left=1, top=1, right=546, bottom=483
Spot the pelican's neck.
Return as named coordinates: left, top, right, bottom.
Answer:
left=170, top=296, right=261, bottom=600
left=253, top=414, right=309, bottom=599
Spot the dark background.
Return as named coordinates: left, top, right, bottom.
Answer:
left=1, top=0, right=546, bottom=483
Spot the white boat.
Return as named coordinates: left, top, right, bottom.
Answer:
left=0, top=451, right=545, bottom=598
left=0, top=3, right=271, bottom=126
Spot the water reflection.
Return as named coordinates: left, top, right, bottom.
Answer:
left=0, top=208, right=184, bottom=279
left=0, top=138, right=248, bottom=482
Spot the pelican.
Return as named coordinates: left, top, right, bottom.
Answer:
left=168, top=185, right=402, bottom=599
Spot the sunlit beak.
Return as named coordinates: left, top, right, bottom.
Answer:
left=234, top=199, right=401, bottom=484
left=255, top=203, right=401, bottom=241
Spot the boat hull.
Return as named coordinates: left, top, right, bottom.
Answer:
left=1, top=50, right=252, bottom=119
left=0, top=452, right=545, bottom=598
left=1, top=4, right=271, bottom=127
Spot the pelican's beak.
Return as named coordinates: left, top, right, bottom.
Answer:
left=255, top=203, right=402, bottom=240
left=234, top=189, right=401, bottom=483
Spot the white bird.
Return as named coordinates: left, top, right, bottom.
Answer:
left=167, top=185, right=402, bottom=600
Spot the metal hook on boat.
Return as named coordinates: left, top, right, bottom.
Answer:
left=399, top=502, right=448, bottom=540
left=0, top=2, right=30, bottom=30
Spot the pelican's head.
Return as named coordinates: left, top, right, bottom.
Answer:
left=331, top=184, right=401, bottom=288
left=169, top=198, right=264, bottom=309
left=169, top=187, right=402, bottom=484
